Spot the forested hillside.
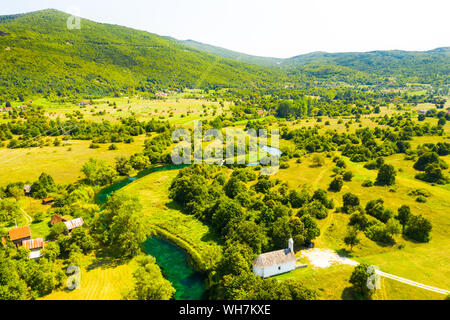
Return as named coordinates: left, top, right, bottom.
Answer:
left=0, top=9, right=283, bottom=99
left=0, top=9, right=448, bottom=101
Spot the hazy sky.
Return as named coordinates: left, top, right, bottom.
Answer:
left=2, top=0, right=449, bottom=58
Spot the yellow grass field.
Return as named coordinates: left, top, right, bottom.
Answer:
left=42, top=257, right=136, bottom=300
left=0, top=135, right=148, bottom=186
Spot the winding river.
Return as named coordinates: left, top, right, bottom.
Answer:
left=96, top=164, right=206, bottom=300
left=95, top=145, right=282, bottom=300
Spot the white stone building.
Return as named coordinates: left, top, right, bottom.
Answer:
left=252, top=238, right=297, bottom=278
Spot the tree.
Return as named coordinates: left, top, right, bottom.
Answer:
left=438, top=117, right=446, bottom=126
left=81, top=158, right=117, bottom=186
left=31, top=173, right=57, bottom=199
left=48, top=222, right=68, bottom=240
left=405, top=214, right=432, bottom=243
left=216, top=242, right=253, bottom=277
left=376, top=164, right=396, bottom=186
left=329, top=176, right=343, bottom=192
left=129, top=153, right=151, bottom=171
left=124, top=256, right=175, bottom=300
left=311, top=154, right=325, bottom=167
left=297, top=200, right=328, bottom=220
left=300, top=215, right=320, bottom=243
left=115, top=156, right=133, bottom=176
left=0, top=252, right=28, bottom=300
left=211, top=199, right=243, bottom=234
left=414, top=152, right=444, bottom=171
left=342, top=193, right=360, bottom=213
left=349, top=263, right=376, bottom=299
left=344, top=227, right=360, bottom=251
left=94, top=194, right=146, bottom=257
left=397, top=205, right=412, bottom=233
left=343, top=171, right=354, bottom=181
left=224, top=176, right=247, bottom=198
left=288, top=189, right=311, bottom=208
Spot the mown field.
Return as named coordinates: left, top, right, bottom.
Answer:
left=0, top=135, right=148, bottom=186
left=42, top=255, right=137, bottom=300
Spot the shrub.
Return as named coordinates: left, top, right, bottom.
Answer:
left=416, top=195, right=427, bottom=203
left=343, top=171, right=354, bottom=181
left=329, top=176, right=343, bottom=192
left=361, top=180, right=373, bottom=187
left=376, top=164, right=396, bottom=186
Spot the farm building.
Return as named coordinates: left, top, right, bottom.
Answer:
left=42, top=197, right=55, bottom=205
left=417, top=109, right=428, bottom=114
left=1, top=107, right=13, bottom=112
left=22, top=238, right=44, bottom=259
left=50, top=214, right=68, bottom=225
left=64, top=217, right=84, bottom=231
left=8, top=226, right=31, bottom=246
left=252, top=238, right=297, bottom=278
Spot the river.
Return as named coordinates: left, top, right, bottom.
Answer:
left=96, top=164, right=206, bottom=300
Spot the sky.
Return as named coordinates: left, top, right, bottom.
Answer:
left=1, top=0, right=449, bottom=58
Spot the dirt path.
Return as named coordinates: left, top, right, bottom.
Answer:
left=376, top=270, right=450, bottom=295
left=301, top=248, right=450, bottom=296
left=20, top=208, right=32, bottom=225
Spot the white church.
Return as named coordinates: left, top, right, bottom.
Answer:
left=252, top=238, right=300, bottom=278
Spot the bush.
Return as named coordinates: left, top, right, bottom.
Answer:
left=329, top=176, right=343, bottom=192
left=361, top=180, right=373, bottom=187
left=375, top=164, right=396, bottom=186
left=415, top=195, right=427, bottom=203
left=343, top=171, right=354, bottom=181
left=405, top=215, right=432, bottom=242
left=279, top=162, right=290, bottom=169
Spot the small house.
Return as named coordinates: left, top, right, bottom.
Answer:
left=42, top=197, right=55, bottom=205
left=8, top=226, right=31, bottom=246
left=64, top=217, right=84, bottom=231
left=417, top=109, right=428, bottom=114
left=79, top=100, right=90, bottom=106
left=22, top=238, right=44, bottom=259
left=50, top=214, right=68, bottom=226
left=252, top=238, right=297, bottom=278
left=24, top=184, right=32, bottom=196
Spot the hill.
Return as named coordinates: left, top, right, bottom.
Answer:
left=168, top=38, right=282, bottom=67
left=283, top=48, right=450, bottom=85
left=0, top=9, right=283, bottom=99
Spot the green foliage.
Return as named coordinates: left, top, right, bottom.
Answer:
left=0, top=198, right=21, bottom=225
left=124, top=255, right=175, bottom=300
left=405, top=214, right=432, bottom=243
left=93, top=194, right=146, bottom=257
left=376, top=164, right=396, bottom=186
left=344, top=227, right=360, bottom=251
left=349, top=263, right=375, bottom=299
left=329, top=176, right=343, bottom=192
left=81, top=158, right=117, bottom=186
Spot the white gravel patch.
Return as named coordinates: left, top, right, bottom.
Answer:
left=301, top=248, right=359, bottom=268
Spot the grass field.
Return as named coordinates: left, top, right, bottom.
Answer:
left=42, top=255, right=136, bottom=300
left=38, top=96, right=230, bottom=126
left=117, top=169, right=223, bottom=269
left=0, top=135, right=148, bottom=186
left=272, top=141, right=450, bottom=300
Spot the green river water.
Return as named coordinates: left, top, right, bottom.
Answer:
left=96, top=164, right=206, bottom=300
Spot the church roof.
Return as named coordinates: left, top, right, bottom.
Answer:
left=252, top=248, right=296, bottom=268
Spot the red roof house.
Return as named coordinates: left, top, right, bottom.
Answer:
left=9, top=226, right=31, bottom=246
